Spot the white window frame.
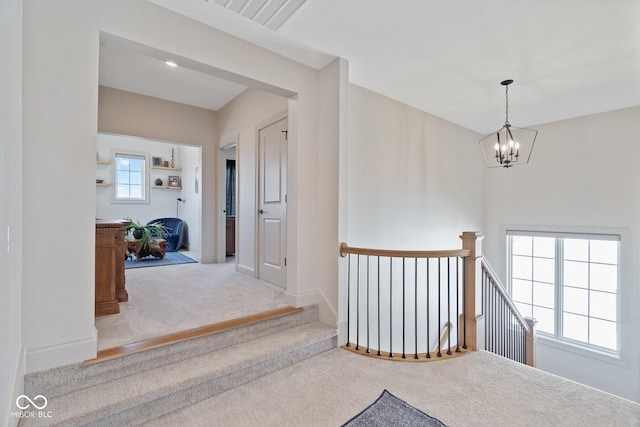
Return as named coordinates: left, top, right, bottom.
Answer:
left=112, top=151, right=150, bottom=204
left=506, top=229, right=621, bottom=356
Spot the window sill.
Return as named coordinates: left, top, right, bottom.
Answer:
left=536, top=335, right=626, bottom=368
left=111, top=198, right=150, bottom=205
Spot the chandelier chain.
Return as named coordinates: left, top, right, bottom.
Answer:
left=504, top=84, right=510, bottom=126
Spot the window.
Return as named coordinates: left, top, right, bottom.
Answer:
left=508, top=231, right=620, bottom=353
left=114, top=153, right=147, bottom=203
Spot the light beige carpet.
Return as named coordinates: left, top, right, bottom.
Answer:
left=146, top=349, right=640, bottom=427
left=96, top=257, right=287, bottom=350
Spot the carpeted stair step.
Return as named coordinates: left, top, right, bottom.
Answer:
left=24, top=305, right=319, bottom=400
left=20, top=321, right=337, bottom=427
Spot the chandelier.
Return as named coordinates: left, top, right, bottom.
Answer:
left=479, top=79, right=538, bottom=168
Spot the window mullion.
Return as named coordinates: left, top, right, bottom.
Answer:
left=506, top=236, right=513, bottom=295
left=555, top=238, right=563, bottom=340
left=530, top=237, right=534, bottom=312
left=587, top=241, right=592, bottom=346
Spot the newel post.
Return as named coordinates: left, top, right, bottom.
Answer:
left=460, top=232, right=485, bottom=351
left=525, top=317, right=537, bottom=366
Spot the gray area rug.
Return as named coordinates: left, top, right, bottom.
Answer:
left=342, top=389, right=447, bottom=427
left=125, top=251, right=197, bottom=269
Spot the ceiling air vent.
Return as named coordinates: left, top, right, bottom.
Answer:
left=209, top=0, right=308, bottom=30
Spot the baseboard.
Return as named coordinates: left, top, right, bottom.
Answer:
left=316, top=289, right=338, bottom=328
left=284, top=290, right=319, bottom=309
left=199, top=255, right=216, bottom=264
left=26, top=330, right=97, bottom=374
left=6, top=346, right=25, bottom=427
left=337, top=320, right=348, bottom=347
left=237, top=264, right=255, bottom=277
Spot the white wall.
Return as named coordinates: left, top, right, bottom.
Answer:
left=346, top=85, right=484, bottom=249
left=343, top=84, right=484, bottom=347
left=179, top=144, right=202, bottom=256
left=317, top=59, right=347, bottom=326
left=0, top=1, right=24, bottom=424
left=22, top=0, right=329, bottom=372
left=96, top=134, right=181, bottom=221
left=483, top=106, right=640, bottom=402
left=96, top=134, right=201, bottom=255
left=216, top=88, right=288, bottom=275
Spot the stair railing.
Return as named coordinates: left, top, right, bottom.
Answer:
left=481, top=258, right=537, bottom=366
left=339, top=240, right=473, bottom=359
left=340, top=232, right=536, bottom=365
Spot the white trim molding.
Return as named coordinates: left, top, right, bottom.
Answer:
left=237, top=263, right=255, bottom=277
left=284, top=289, right=319, bottom=309
left=25, top=330, right=97, bottom=374
left=316, top=288, right=338, bottom=327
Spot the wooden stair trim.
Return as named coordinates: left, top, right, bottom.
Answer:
left=341, top=343, right=469, bottom=362
left=84, top=306, right=303, bottom=366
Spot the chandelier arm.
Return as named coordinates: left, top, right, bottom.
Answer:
left=506, top=126, right=515, bottom=143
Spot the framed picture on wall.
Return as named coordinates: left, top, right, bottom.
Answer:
left=168, top=175, right=181, bottom=188
left=152, top=156, right=162, bottom=166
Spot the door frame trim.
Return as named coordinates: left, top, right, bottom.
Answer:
left=254, top=110, right=288, bottom=283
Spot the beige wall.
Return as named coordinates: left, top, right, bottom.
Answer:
left=98, top=86, right=217, bottom=146
left=98, top=86, right=216, bottom=261
left=216, top=88, right=288, bottom=274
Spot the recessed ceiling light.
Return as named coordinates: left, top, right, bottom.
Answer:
left=165, top=61, right=178, bottom=67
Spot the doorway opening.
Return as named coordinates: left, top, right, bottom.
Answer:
left=221, top=142, right=237, bottom=264
left=96, top=33, right=295, bottom=353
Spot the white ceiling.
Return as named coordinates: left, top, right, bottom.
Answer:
left=102, top=0, right=640, bottom=133
left=99, top=39, right=248, bottom=111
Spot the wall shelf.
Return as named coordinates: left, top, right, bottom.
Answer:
left=96, top=182, right=111, bottom=187
left=152, top=185, right=181, bottom=190
left=151, top=166, right=181, bottom=171
left=96, top=160, right=111, bottom=165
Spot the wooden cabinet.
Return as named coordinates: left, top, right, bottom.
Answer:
left=95, top=221, right=128, bottom=316
left=226, top=216, right=235, bottom=256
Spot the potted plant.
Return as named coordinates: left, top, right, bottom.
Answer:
left=123, top=218, right=169, bottom=250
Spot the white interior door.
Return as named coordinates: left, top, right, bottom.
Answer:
left=257, top=117, right=287, bottom=288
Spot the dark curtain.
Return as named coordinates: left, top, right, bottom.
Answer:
left=226, top=159, right=236, bottom=216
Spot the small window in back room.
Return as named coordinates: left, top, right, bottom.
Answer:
left=114, top=152, right=147, bottom=203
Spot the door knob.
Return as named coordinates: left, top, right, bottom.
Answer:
left=257, top=209, right=264, bottom=214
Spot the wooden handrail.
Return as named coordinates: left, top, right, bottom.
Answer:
left=480, top=257, right=529, bottom=331
left=339, top=242, right=471, bottom=259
